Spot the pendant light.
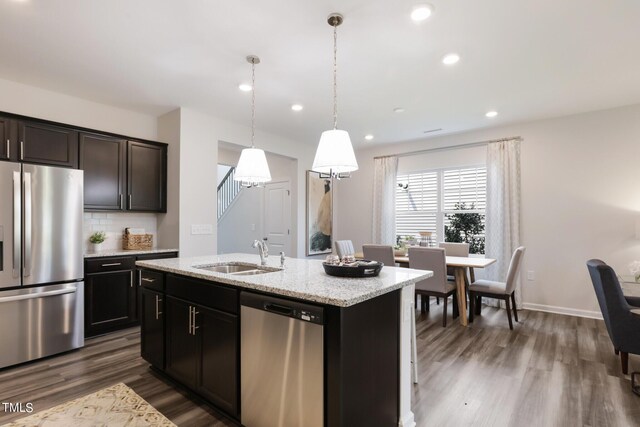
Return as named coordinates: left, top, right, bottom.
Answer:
left=312, top=13, right=358, bottom=179
left=234, top=55, right=272, bottom=188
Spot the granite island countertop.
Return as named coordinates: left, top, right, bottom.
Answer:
left=136, top=253, right=432, bottom=307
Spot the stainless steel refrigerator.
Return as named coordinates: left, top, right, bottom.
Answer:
left=0, top=162, right=84, bottom=369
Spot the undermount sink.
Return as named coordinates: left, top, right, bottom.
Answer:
left=194, top=262, right=280, bottom=276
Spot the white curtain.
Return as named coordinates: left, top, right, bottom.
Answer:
left=372, top=156, right=399, bottom=245
left=484, top=139, right=522, bottom=308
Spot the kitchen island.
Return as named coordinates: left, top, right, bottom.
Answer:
left=137, top=253, right=431, bottom=427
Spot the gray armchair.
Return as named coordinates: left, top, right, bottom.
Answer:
left=587, top=259, right=640, bottom=375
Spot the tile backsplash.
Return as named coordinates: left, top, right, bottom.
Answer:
left=83, top=212, right=158, bottom=252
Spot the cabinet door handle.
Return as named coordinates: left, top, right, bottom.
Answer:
left=155, top=295, right=162, bottom=320
left=188, top=306, right=193, bottom=335
left=141, top=277, right=155, bottom=283
left=119, top=194, right=124, bottom=209
left=101, top=262, right=121, bottom=267
left=20, top=141, right=24, bottom=160
left=130, top=270, right=133, bottom=287
left=192, top=309, right=199, bottom=334
left=138, top=270, right=142, bottom=286
left=5, top=139, right=9, bottom=158
left=128, top=194, right=132, bottom=209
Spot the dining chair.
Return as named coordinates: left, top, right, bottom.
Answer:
left=587, top=259, right=640, bottom=375
left=362, top=244, right=395, bottom=267
left=439, top=242, right=470, bottom=278
left=334, top=240, right=355, bottom=259
left=468, top=246, right=526, bottom=330
left=438, top=242, right=470, bottom=304
left=409, top=247, right=459, bottom=327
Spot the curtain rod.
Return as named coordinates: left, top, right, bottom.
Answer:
left=373, top=136, right=522, bottom=160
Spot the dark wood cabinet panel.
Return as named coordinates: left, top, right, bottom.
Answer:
left=0, top=116, right=17, bottom=161
left=197, top=306, right=239, bottom=417
left=18, top=120, right=78, bottom=168
left=80, top=133, right=126, bottom=210
left=165, top=296, right=198, bottom=388
left=140, top=288, right=165, bottom=369
left=85, top=269, right=136, bottom=337
left=127, top=141, right=166, bottom=212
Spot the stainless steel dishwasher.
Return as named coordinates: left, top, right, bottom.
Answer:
left=241, top=292, right=324, bottom=427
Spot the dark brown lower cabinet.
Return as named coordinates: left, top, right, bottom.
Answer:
left=140, top=287, right=164, bottom=370
left=197, top=306, right=238, bottom=416
left=164, top=296, right=239, bottom=419
left=85, top=269, right=136, bottom=337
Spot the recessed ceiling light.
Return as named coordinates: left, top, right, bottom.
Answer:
left=364, top=134, right=374, bottom=141
left=238, top=83, right=252, bottom=92
left=442, top=53, right=460, bottom=65
left=291, top=104, right=303, bottom=111
left=393, top=107, right=405, bottom=113
left=485, top=111, right=498, bottom=118
left=411, top=4, right=434, bottom=21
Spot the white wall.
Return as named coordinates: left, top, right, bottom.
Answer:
left=157, top=109, right=181, bottom=250
left=217, top=146, right=297, bottom=255
left=338, top=103, right=640, bottom=317
left=157, top=108, right=313, bottom=258
left=0, top=78, right=157, bottom=140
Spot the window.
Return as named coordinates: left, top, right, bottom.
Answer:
left=396, top=166, right=486, bottom=254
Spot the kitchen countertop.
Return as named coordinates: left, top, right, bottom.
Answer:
left=136, top=253, right=432, bottom=307
left=84, top=248, right=179, bottom=258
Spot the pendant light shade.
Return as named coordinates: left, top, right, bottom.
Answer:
left=234, top=55, right=271, bottom=187
left=312, top=129, right=358, bottom=175
left=312, top=13, right=358, bottom=179
left=235, top=147, right=271, bottom=183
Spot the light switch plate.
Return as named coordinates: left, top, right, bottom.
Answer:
left=191, top=224, right=213, bottom=235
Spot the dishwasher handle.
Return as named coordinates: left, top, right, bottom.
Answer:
left=240, top=291, right=324, bottom=325
left=264, top=303, right=294, bottom=317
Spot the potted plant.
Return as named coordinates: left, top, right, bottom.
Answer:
left=89, top=231, right=106, bottom=253
left=394, top=235, right=407, bottom=256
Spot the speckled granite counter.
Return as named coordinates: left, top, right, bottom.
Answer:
left=136, top=253, right=432, bottom=307
left=84, top=248, right=179, bottom=258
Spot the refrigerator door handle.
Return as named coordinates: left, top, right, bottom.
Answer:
left=12, top=171, right=20, bottom=278
left=0, top=287, right=77, bottom=304
left=23, top=172, right=32, bottom=277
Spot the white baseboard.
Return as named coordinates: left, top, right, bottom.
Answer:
left=398, top=411, right=416, bottom=427
left=522, top=303, right=602, bottom=320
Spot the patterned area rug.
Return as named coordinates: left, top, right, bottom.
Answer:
left=2, top=383, right=176, bottom=427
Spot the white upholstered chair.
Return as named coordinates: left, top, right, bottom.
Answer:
left=334, top=240, right=355, bottom=259
left=469, top=246, right=526, bottom=330
left=409, top=247, right=458, bottom=327
left=362, top=244, right=395, bottom=267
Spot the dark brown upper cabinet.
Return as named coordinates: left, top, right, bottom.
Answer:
left=80, top=133, right=127, bottom=211
left=0, top=116, right=17, bottom=162
left=19, top=120, right=78, bottom=168
left=127, top=141, right=166, bottom=212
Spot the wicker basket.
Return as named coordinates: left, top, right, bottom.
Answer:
left=122, top=232, right=153, bottom=250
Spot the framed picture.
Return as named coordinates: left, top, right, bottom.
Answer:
left=306, top=171, right=333, bottom=256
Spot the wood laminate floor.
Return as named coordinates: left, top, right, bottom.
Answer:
left=0, top=302, right=638, bottom=426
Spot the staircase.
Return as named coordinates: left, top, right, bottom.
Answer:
left=217, top=167, right=242, bottom=220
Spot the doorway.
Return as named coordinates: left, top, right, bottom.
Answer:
left=263, top=180, right=292, bottom=256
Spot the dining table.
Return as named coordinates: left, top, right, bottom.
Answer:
left=619, top=276, right=640, bottom=318
left=355, top=251, right=497, bottom=326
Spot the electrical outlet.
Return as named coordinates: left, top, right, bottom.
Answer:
left=527, top=270, right=535, bottom=281
left=191, top=224, right=213, bottom=235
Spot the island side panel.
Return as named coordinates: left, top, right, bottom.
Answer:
left=325, top=289, right=400, bottom=427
